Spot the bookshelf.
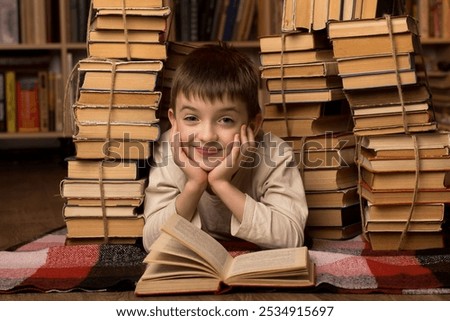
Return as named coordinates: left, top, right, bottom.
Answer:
left=0, top=0, right=89, bottom=140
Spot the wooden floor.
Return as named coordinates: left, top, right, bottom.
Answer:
left=1, top=147, right=449, bottom=301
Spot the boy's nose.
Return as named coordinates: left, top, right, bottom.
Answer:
left=197, top=123, right=218, bottom=142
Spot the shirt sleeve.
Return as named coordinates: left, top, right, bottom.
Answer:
left=230, top=134, right=308, bottom=249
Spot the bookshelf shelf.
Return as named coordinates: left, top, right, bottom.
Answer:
left=0, top=0, right=89, bottom=139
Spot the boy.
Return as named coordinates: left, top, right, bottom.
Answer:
left=142, top=44, right=308, bottom=251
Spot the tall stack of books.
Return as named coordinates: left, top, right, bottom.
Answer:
left=328, top=14, right=449, bottom=250
left=60, top=0, right=172, bottom=243
left=259, top=0, right=363, bottom=240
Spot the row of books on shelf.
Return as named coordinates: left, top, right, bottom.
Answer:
left=406, top=0, right=450, bottom=39
left=0, top=69, right=64, bottom=133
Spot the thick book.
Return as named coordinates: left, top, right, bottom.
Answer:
left=73, top=139, right=152, bottom=160
left=337, top=53, right=415, bottom=76
left=63, top=205, right=139, bottom=218
left=91, top=0, right=164, bottom=9
left=353, top=111, right=432, bottom=130
left=78, top=59, right=163, bottom=92
left=261, top=61, right=339, bottom=79
left=296, top=146, right=355, bottom=169
left=306, top=187, right=360, bottom=208
left=282, top=0, right=313, bottom=32
left=353, top=122, right=437, bottom=136
left=344, top=83, right=431, bottom=108
left=77, top=90, right=161, bottom=107
left=60, top=177, right=147, bottom=200
left=359, top=132, right=450, bottom=151
left=266, top=76, right=342, bottom=92
left=306, top=222, right=362, bottom=240
left=306, top=204, right=361, bottom=227
left=332, top=33, right=421, bottom=59
left=341, top=69, right=418, bottom=90
left=260, top=49, right=334, bottom=66
left=362, top=168, right=450, bottom=190
left=135, top=214, right=315, bottom=295
left=368, top=231, right=444, bottom=251
left=75, top=122, right=160, bottom=141
left=259, top=31, right=330, bottom=53
left=352, top=101, right=431, bottom=117
left=328, top=15, right=419, bottom=39
left=65, top=215, right=144, bottom=238
left=268, top=88, right=345, bottom=104
left=66, top=158, right=148, bottom=180
left=92, top=7, right=171, bottom=31
left=262, top=114, right=352, bottom=138
left=73, top=103, right=158, bottom=124
left=88, top=42, right=168, bottom=60
left=365, top=202, right=445, bottom=222
left=302, top=165, right=358, bottom=191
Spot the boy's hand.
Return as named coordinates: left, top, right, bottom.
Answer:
left=208, top=124, right=256, bottom=188
left=170, top=126, right=208, bottom=190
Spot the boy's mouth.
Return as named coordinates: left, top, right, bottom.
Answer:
left=194, top=146, right=222, bottom=157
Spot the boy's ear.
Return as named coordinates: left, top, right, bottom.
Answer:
left=250, top=113, right=263, bottom=134
left=168, top=108, right=176, bottom=127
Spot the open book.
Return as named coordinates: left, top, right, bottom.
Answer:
left=135, top=214, right=315, bottom=295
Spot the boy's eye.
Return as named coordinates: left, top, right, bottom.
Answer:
left=183, top=115, right=198, bottom=122
left=219, top=117, right=235, bottom=124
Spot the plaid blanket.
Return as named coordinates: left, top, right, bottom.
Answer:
left=1, top=230, right=450, bottom=294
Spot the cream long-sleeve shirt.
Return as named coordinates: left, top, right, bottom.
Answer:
left=142, top=130, right=308, bottom=252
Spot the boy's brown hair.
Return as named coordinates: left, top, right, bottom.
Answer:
left=170, top=43, right=261, bottom=119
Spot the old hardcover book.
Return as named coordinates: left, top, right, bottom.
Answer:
left=261, top=61, right=339, bottom=79
left=92, top=0, right=164, bottom=8
left=353, top=122, right=437, bottom=136
left=353, top=111, right=432, bottom=130
left=262, top=114, right=352, bottom=138
left=281, top=0, right=313, bottom=31
left=359, top=132, right=450, bottom=151
left=360, top=181, right=450, bottom=204
left=365, top=202, right=445, bottom=222
left=135, top=214, right=315, bottom=295
left=306, top=204, right=361, bottom=227
left=60, top=177, right=147, bottom=199
left=88, top=42, right=168, bottom=60
left=362, top=168, right=450, bottom=190
left=296, top=146, right=355, bottom=169
left=259, top=30, right=330, bottom=53
left=92, top=7, right=171, bottom=31
left=73, top=104, right=158, bottom=123
left=302, top=165, right=358, bottom=191
left=328, top=15, right=419, bottom=39
left=260, top=49, right=334, bottom=66
left=332, top=33, right=421, bottom=59
left=66, top=158, right=148, bottom=180
left=63, top=205, right=139, bottom=218
left=65, top=215, right=144, bottom=238
left=337, top=53, right=415, bottom=75
left=75, top=122, right=160, bottom=141
left=352, top=101, right=430, bottom=117
left=266, top=76, right=342, bottom=91
left=306, top=187, right=360, bottom=208
left=78, top=59, right=163, bottom=92
left=341, top=69, right=418, bottom=90
left=77, top=90, right=161, bottom=106
left=306, top=222, right=362, bottom=240
left=268, top=88, right=345, bottom=104
left=88, top=29, right=165, bottom=43
left=344, top=83, right=431, bottom=108
left=73, top=139, right=152, bottom=160
left=358, top=148, right=450, bottom=172
left=368, top=231, right=444, bottom=250
left=298, top=131, right=356, bottom=150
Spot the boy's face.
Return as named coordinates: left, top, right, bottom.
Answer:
left=169, top=93, right=250, bottom=172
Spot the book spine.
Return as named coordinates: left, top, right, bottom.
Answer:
left=38, top=71, right=49, bottom=132
left=5, top=70, right=16, bottom=132
left=0, top=0, right=20, bottom=44
left=16, top=76, right=40, bottom=133
left=0, top=72, right=5, bottom=132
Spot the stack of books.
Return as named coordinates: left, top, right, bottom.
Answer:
left=60, top=0, right=173, bottom=243
left=328, top=14, right=449, bottom=250
left=357, top=133, right=450, bottom=250
left=259, top=0, right=362, bottom=240
left=328, top=15, right=437, bottom=136
left=300, top=132, right=362, bottom=240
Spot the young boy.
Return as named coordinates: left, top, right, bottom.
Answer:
left=142, top=44, right=308, bottom=251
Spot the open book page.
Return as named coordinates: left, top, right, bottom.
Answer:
left=224, top=247, right=308, bottom=281
left=145, top=233, right=218, bottom=276
left=161, top=214, right=231, bottom=277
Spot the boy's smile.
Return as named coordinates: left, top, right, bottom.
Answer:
left=169, top=93, right=249, bottom=172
